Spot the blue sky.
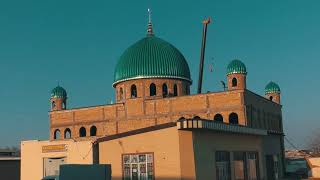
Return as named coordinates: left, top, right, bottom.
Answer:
left=0, top=0, right=319, bottom=149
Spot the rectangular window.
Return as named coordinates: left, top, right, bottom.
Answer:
left=215, top=151, right=231, bottom=180
left=233, top=152, right=246, bottom=180
left=247, top=152, right=259, bottom=180
left=122, top=153, right=154, bottom=180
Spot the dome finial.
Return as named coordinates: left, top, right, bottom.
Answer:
left=147, top=8, right=153, bottom=36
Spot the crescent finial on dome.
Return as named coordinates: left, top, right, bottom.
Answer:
left=147, top=8, right=153, bottom=36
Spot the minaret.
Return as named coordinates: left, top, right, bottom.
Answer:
left=50, top=85, right=67, bottom=111
left=265, top=81, right=281, bottom=104
left=226, top=59, right=247, bottom=90
left=147, top=8, right=153, bottom=36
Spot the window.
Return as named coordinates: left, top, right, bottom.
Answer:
left=54, top=129, right=60, bottom=140
left=269, top=96, right=273, bottom=101
left=90, top=126, right=97, bottom=136
left=215, top=151, right=231, bottom=180
left=64, top=128, right=71, bottom=139
left=62, top=101, right=66, bottom=109
left=131, top=85, right=137, bottom=98
left=120, top=88, right=124, bottom=100
left=185, top=84, right=190, bottom=95
left=247, top=152, right=259, bottom=180
left=214, top=114, right=223, bottom=122
left=162, top=83, right=168, bottom=97
left=79, top=127, right=86, bottom=137
left=194, top=116, right=200, bottom=120
left=174, top=84, right=178, bottom=96
left=232, top=78, right=237, bottom=87
left=229, top=113, right=239, bottom=124
left=233, top=152, right=246, bottom=180
left=149, top=83, right=156, bottom=96
left=52, top=101, right=56, bottom=109
left=123, top=153, right=154, bottom=180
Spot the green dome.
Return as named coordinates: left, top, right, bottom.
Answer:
left=113, top=35, right=191, bottom=86
left=265, top=81, right=280, bottom=94
left=227, top=59, right=247, bottom=75
left=51, top=86, right=67, bottom=98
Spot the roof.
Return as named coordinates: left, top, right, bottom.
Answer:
left=265, top=81, right=281, bottom=94
left=113, top=35, right=191, bottom=86
left=177, top=118, right=268, bottom=136
left=51, top=86, right=67, bottom=99
left=227, top=59, right=247, bottom=75
left=96, top=117, right=270, bottom=143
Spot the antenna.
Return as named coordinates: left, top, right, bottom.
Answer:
left=197, top=17, right=211, bottom=94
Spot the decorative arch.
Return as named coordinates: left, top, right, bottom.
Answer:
left=174, top=84, right=178, bottom=96
left=131, top=84, right=137, bottom=98
left=214, top=114, right=223, bottom=122
left=90, top=126, right=97, bottom=136
left=232, top=78, right=237, bottom=87
left=64, top=128, right=71, bottom=139
left=229, top=112, right=239, bottom=124
left=162, top=83, right=168, bottom=97
left=54, top=129, right=60, bottom=140
left=150, top=83, right=156, bottom=96
left=79, top=127, right=86, bottom=137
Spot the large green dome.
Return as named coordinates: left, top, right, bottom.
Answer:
left=227, top=59, right=247, bottom=75
left=51, top=86, right=67, bottom=98
left=113, top=35, right=191, bottom=86
left=265, top=81, right=280, bottom=94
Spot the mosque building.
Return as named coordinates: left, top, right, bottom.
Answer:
left=21, top=13, right=285, bottom=180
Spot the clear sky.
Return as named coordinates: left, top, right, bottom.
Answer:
left=0, top=0, right=319, bottom=149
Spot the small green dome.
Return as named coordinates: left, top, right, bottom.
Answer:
left=113, top=35, right=191, bottom=86
left=51, top=86, right=67, bottom=98
left=265, top=81, right=280, bottom=94
left=227, top=59, right=247, bottom=75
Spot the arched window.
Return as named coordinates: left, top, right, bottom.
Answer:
left=174, top=84, right=178, bottom=96
left=62, top=101, right=66, bottom=109
left=162, top=83, right=168, bottom=97
left=131, top=85, right=137, bottom=98
left=178, top=117, right=186, bottom=122
left=79, top=127, right=86, bottom=137
left=64, top=128, right=71, bottom=139
left=229, top=113, right=239, bottom=124
left=52, top=101, right=56, bottom=109
left=194, top=116, right=201, bottom=120
left=214, top=114, right=223, bottom=122
left=54, top=129, right=60, bottom=140
left=269, top=96, right=273, bottom=101
left=150, top=83, right=156, bottom=96
left=185, top=84, right=190, bottom=95
left=232, top=78, right=237, bottom=87
left=119, top=88, right=124, bottom=100
left=90, top=126, right=97, bottom=136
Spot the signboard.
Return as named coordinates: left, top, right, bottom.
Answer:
left=42, top=144, right=67, bottom=153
